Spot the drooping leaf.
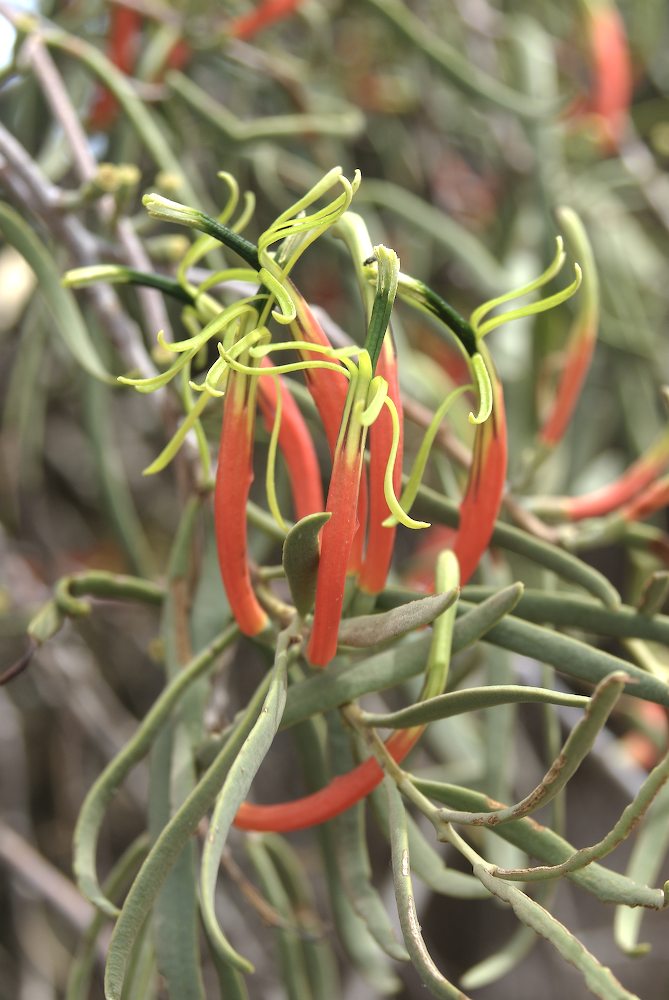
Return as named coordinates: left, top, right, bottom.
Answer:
left=0, top=202, right=110, bottom=380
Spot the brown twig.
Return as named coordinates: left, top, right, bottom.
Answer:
left=21, top=34, right=174, bottom=343
left=0, top=820, right=98, bottom=935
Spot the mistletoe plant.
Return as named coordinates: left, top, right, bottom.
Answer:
left=26, top=167, right=665, bottom=1000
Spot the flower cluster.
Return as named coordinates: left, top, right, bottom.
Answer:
left=65, top=168, right=587, bottom=832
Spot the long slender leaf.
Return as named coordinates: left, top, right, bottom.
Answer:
left=150, top=500, right=205, bottom=1000
left=492, top=748, right=669, bottom=882
left=463, top=586, right=669, bottom=645
left=0, top=201, right=109, bottom=380
left=369, top=784, right=489, bottom=900
left=245, top=837, right=314, bottom=1000
left=262, top=833, right=341, bottom=999
left=280, top=584, right=524, bottom=730
left=385, top=778, right=470, bottom=999
left=472, top=865, right=640, bottom=1000
left=412, top=484, right=620, bottom=608
left=414, top=780, right=666, bottom=908
left=74, top=625, right=238, bottom=915
left=65, top=836, right=149, bottom=1000
left=435, top=672, right=627, bottom=826
left=464, top=605, right=669, bottom=706
left=199, top=629, right=291, bottom=974
left=614, top=780, right=669, bottom=955
left=293, top=717, right=402, bottom=994
left=103, top=671, right=272, bottom=1000
left=328, top=714, right=409, bottom=961
left=362, top=685, right=590, bottom=729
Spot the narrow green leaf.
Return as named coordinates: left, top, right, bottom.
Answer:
left=168, top=69, right=364, bottom=142
left=262, top=834, right=341, bottom=1000
left=246, top=837, right=314, bottom=1000
left=328, top=714, right=409, bottom=961
left=434, top=672, right=627, bottom=826
left=199, top=629, right=292, bottom=974
left=412, top=484, right=620, bottom=608
left=103, top=669, right=271, bottom=999
left=337, top=589, right=457, bottom=648
left=152, top=504, right=207, bottom=1000
left=413, top=780, right=666, bottom=908
left=361, top=685, right=590, bottom=729
left=281, top=584, right=524, bottom=730
left=472, top=865, right=640, bottom=1000
left=462, top=586, right=669, bottom=645
left=460, top=604, right=669, bottom=707
left=614, top=781, right=669, bottom=955
left=385, top=779, right=470, bottom=999
left=65, top=835, right=149, bottom=1000
left=492, top=747, right=669, bottom=882
left=423, top=550, right=461, bottom=698
left=293, top=717, right=402, bottom=994
left=0, top=201, right=109, bottom=380
left=369, top=785, right=489, bottom=900
left=73, top=625, right=237, bottom=915
left=282, top=512, right=331, bottom=617
left=118, top=914, right=158, bottom=1000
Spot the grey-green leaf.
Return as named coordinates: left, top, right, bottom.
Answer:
left=283, top=512, right=331, bottom=617
left=0, top=201, right=110, bottom=380
left=473, top=865, right=640, bottom=1000
left=386, top=779, right=470, bottom=999
left=337, top=589, right=457, bottom=648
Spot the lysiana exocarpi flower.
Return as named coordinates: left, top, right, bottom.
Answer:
left=215, top=359, right=268, bottom=637
left=63, top=170, right=584, bottom=834
left=381, top=233, right=581, bottom=587
left=219, top=243, right=425, bottom=667
left=234, top=230, right=583, bottom=834
left=539, top=208, right=599, bottom=450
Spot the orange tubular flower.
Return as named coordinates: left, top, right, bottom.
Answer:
left=89, top=5, right=141, bottom=130
left=228, top=0, right=304, bottom=40
left=306, top=425, right=366, bottom=667
left=215, top=370, right=268, bottom=637
left=358, top=333, right=403, bottom=595
left=619, top=474, right=669, bottom=524
left=305, top=346, right=384, bottom=668
left=232, top=360, right=504, bottom=829
left=541, top=427, right=669, bottom=521
left=453, top=365, right=507, bottom=584
left=256, top=359, right=324, bottom=521
left=539, top=208, right=599, bottom=449
left=306, top=245, right=405, bottom=666
left=292, top=294, right=369, bottom=572
left=584, top=0, right=632, bottom=152
left=235, top=732, right=414, bottom=832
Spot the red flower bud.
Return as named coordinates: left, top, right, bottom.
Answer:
left=215, top=371, right=268, bottom=637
